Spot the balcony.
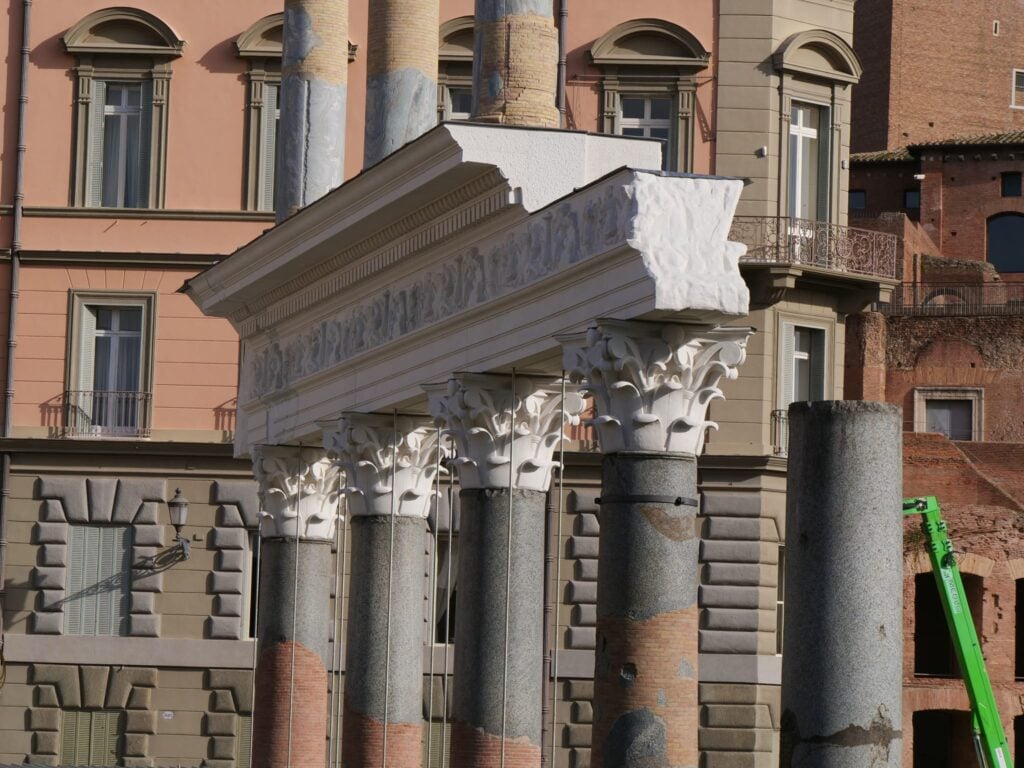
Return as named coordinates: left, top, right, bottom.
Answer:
left=64, top=390, right=152, bottom=438
left=879, top=282, right=1024, bottom=316
left=730, top=216, right=899, bottom=281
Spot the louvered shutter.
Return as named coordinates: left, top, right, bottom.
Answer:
left=61, top=710, right=82, bottom=764
left=136, top=80, right=153, bottom=208
left=237, top=713, right=253, bottom=768
left=424, top=720, right=452, bottom=768
left=77, top=305, right=98, bottom=432
left=65, top=526, right=85, bottom=634
left=780, top=322, right=795, bottom=407
left=86, top=81, right=107, bottom=207
left=259, top=84, right=279, bottom=212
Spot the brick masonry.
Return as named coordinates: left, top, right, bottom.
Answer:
left=341, top=704, right=422, bottom=768
left=252, top=641, right=328, bottom=768
left=451, top=719, right=541, bottom=768
left=474, top=14, right=558, bottom=127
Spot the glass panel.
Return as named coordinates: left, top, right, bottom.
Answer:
left=119, top=307, right=142, bottom=332
left=849, top=190, right=867, bottom=210
left=1016, top=71, right=1024, bottom=89
left=904, top=189, right=921, bottom=209
left=788, top=131, right=799, bottom=218
left=650, top=127, right=670, bottom=140
left=101, top=115, right=122, bottom=207
left=93, top=337, right=112, bottom=390
left=124, top=113, right=141, bottom=208
left=621, top=97, right=644, bottom=119
left=794, top=328, right=813, bottom=354
left=650, top=98, right=671, bottom=120
left=95, top=308, right=115, bottom=331
left=800, top=131, right=819, bottom=220
left=126, top=84, right=141, bottom=108
left=105, top=84, right=123, bottom=107
left=450, top=88, right=473, bottom=118
left=622, top=127, right=645, bottom=137
left=1002, top=173, right=1022, bottom=197
left=794, top=357, right=811, bottom=402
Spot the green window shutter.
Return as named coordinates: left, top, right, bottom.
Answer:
left=86, top=81, right=107, bottom=207
left=61, top=710, right=83, bottom=764
left=64, top=525, right=86, bottom=634
left=237, top=713, right=253, bottom=768
left=136, top=80, right=153, bottom=207
left=780, top=322, right=795, bottom=407
left=259, top=84, right=279, bottom=212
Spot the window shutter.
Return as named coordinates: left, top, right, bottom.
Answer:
left=237, top=714, right=253, bottom=768
left=424, top=720, right=452, bottom=767
left=809, top=329, right=826, bottom=400
left=259, top=84, right=278, bottom=212
left=77, top=305, right=98, bottom=432
left=65, top=526, right=85, bottom=634
left=61, top=710, right=82, bottom=764
left=86, top=81, right=107, bottom=207
left=137, top=80, right=153, bottom=207
left=816, top=107, right=831, bottom=221
left=780, top=322, right=795, bottom=406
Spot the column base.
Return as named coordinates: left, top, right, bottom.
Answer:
left=451, top=719, right=541, bottom=768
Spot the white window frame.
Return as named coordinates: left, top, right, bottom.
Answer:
left=1012, top=69, right=1024, bottom=109
left=913, top=387, right=984, bottom=441
left=788, top=101, right=832, bottom=222
left=618, top=95, right=675, bottom=170
left=777, top=318, right=831, bottom=408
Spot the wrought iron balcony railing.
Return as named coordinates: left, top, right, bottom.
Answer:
left=730, top=216, right=899, bottom=281
left=879, top=282, right=1024, bottom=316
left=64, top=390, right=152, bottom=438
left=771, top=409, right=788, bottom=458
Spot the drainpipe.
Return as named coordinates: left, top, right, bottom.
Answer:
left=0, top=0, right=32, bottom=684
left=556, top=0, right=568, bottom=127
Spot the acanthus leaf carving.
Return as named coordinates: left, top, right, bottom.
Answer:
left=426, top=374, right=585, bottom=492
left=559, top=320, right=752, bottom=455
left=251, top=446, right=342, bottom=540
left=321, top=413, right=446, bottom=518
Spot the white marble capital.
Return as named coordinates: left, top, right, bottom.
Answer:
left=251, top=445, right=342, bottom=540
left=321, top=413, right=445, bottom=518
left=425, top=374, right=585, bottom=492
left=559, top=320, right=752, bottom=455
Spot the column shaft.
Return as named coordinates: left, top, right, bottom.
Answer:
left=277, top=0, right=348, bottom=221
left=364, top=0, right=439, bottom=167
left=343, top=515, right=426, bottom=768
left=452, top=488, right=545, bottom=767
left=592, top=453, right=699, bottom=768
left=253, top=538, right=333, bottom=768
left=472, top=0, right=559, bottom=126
left=781, top=401, right=902, bottom=767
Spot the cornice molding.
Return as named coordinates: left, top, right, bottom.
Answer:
left=559, top=320, right=753, bottom=456
left=251, top=445, right=341, bottom=540
left=21, top=206, right=274, bottom=222
left=425, top=375, right=584, bottom=492
left=322, top=413, right=444, bottom=518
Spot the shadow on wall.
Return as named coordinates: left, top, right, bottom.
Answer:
left=214, top=398, right=237, bottom=442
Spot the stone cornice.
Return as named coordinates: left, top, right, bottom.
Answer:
left=251, top=445, right=341, bottom=540
left=560, top=320, right=753, bottom=455
left=426, top=375, right=584, bottom=492
left=321, top=414, right=445, bottom=518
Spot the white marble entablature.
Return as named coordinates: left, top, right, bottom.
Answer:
left=321, top=413, right=445, bottom=518
left=559, top=320, right=753, bottom=456
left=426, top=374, right=585, bottom=492
left=251, top=445, right=342, bottom=540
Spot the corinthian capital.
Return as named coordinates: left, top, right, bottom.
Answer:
left=425, top=374, right=585, bottom=492
left=559, top=320, right=752, bottom=455
left=321, top=413, right=445, bottom=518
left=251, top=445, right=342, bottom=540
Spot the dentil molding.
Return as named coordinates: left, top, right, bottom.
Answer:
left=560, top=320, right=752, bottom=455
left=251, top=445, right=342, bottom=540
left=322, top=413, right=446, bottom=518
left=426, top=374, right=585, bottom=492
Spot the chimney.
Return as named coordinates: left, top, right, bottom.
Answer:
left=276, top=0, right=349, bottom=221
left=364, top=0, right=440, bottom=167
left=473, top=0, right=559, bottom=127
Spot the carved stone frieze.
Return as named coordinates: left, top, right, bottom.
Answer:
left=560, top=320, right=752, bottom=455
left=426, top=374, right=585, bottom=492
left=321, top=413, right=446, bottom=518
left=251, top=446, right=342, bottom=541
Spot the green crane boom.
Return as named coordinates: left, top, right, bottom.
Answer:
left=903, top=496, right=1012, bottom=768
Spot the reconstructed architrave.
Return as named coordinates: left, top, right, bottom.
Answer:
left=426, top=374, right=584, bottom=491
left=560, top=320, right=753, bottom=455
left=321, top=413, right=445, bottom=517
left=251, top=446, right=341, bottom=540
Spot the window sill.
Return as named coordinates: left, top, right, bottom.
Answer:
left=20, top=206, right=275, bottom=222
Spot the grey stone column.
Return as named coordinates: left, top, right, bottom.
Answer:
left=364, top=0, right=439, bottom=167
left=250, top=446, right=342, bottom=768
left=561, top=321, right=752, bottom=768
left=277, top=0, right=349, bottom=221
left=323, top=414, right=444, bottom=768
left=781, top=401, right=902, bottom=768
left=427, top=374, right=584, bottom=768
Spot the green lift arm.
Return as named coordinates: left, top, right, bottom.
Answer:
left=903, top=496, right=1012, bottom=768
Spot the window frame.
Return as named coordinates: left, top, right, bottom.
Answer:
left=64, top=291, right=157, bottom=439
left=1001, top=172, right=1022, bottom=198
left=64, top=9, right=183, bottom=209
left=777, top=317, right=831, bottom=409
left=913, top=387, right=984, bottom=441
left=437, top=16, right=474, bottom=123
left=1012, top=69, right=1024, bottom=109
left=787, top=100, right=832, bottom=222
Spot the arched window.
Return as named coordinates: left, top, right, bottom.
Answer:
left=591, top=19, right=709, bottom=172
left=987, top=213, right=1024, bottom=272
left=438, top=17, right=474, bottom=122
left=63, top=8, right=184, bottom=209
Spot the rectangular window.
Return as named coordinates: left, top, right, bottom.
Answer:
left=445, top=87, right=473, bottom=121
left=64, top=524, right=131, bottom=636
left=904, top=189, right=921, bottom=210
left=87, top=81, right=153, bottom=208
left=1002, top=172, right=1022, bottom=197
left=619, top=95, right=674, bottom=171
left=780, top=322, right=827, bottom=406
left=1013, top=70, right=1024, bottom=108
left=67, top=294, right=155, bottom=439
left=788, top=102, right=831, bottom=222
left=849, top=189, right=867, bottom=210
left=925, top=399, right=974, bottom=440
left=257, top=83, right=280, bottom=212
left=61, top=710, right=124, bottom=767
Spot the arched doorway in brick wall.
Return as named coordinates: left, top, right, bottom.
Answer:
left=987, top=212, right=1024, bottom=272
